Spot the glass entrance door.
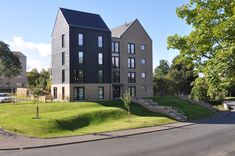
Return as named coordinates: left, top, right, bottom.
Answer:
left=74, top=87, right=84, bottom=100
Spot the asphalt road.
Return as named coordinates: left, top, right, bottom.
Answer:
left=1, top=110, right=235, bottom=156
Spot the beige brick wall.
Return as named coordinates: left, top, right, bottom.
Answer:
left=112, top=20, right=153, bottom=98
left=70, top=84, right=112, bottom=101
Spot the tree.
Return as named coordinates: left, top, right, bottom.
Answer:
left=27, top=68, right=39, bottom=87
left=190, top=78, right=210, bottom=101
left=27, top=68, right=51, bottom=92
left=0, top=41, right=21, bottom=87
left=167, top=0, right=235, bottom=99
left=154, top=60, right=170, bottom=78
left=120, top=90, right=132, bottom=121
left=166, top=56, right=197, bottom=95
left=32, top=87, right=43, bottom=119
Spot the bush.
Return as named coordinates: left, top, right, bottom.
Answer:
left=190, top=78, right=210, bottom=101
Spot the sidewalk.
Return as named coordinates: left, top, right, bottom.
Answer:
left=0, top=111, right=230, bottom=150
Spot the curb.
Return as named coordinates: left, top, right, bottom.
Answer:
left=0, top=110, right=231, bottom=151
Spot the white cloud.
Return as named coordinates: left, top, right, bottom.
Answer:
left=27, top=59, right=49, bottom=72
left=7, top=36, right=51, bottom=72
left=9, top=36, right=51, bottom=57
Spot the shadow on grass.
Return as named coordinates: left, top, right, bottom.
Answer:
left=55, top=116, right=90, bottom=131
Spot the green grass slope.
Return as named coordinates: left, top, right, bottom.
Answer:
left=0, top=100, right=175, bottom=138
left=153, top=96, right=214, bottom=120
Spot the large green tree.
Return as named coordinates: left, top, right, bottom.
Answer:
left=167, top=0, right=235, bottom=99
left=27, top=68, right=51, bottom=92
left=166, top=56, right=197, bottom=95
left=0, top=41, right=21, bottom=79
left=154, top=60, right=170, bottom=78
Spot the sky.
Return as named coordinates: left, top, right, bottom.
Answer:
left=0, top=0, right=192, bottom=72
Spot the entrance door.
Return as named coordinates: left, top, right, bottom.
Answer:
left=113, top=86, right=120, bottom=98
left=74, top=87, right=84, bottom=100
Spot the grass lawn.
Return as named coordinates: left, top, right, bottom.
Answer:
left=225, top=97, right=235, bottom=101
left=153, top=96, right=214, bottom=120
left=0, top=100, right=175, bottom=138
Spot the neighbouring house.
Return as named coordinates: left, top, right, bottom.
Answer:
left=51, top=8, right=153, bottom=101
left=0, top=51, right=27, bottom=92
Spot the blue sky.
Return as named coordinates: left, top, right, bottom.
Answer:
left=0, top=0, right=191, bottom=71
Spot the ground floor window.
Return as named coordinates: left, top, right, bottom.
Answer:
left=62, top=87, right=65, bottom=100
left=53, top=87, right=57, bottom=99
left=98, top=87, right=104, bottom=99
left=74, top=87, right=84, bottom=100
left=128, top=86, right=136, bottom=97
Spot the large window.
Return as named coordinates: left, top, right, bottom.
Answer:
left=78, top=51, right=83, bottom=64
left=62, top=70, right=65, bottom=83
left=98, top=36, right=103, bottom=48
left=98, top=53, right=103, bottom=65
left=128, top=43, right=135, bottom=54
left=112, top=41, right=119, bottom=53
left=98, top=87, right=104, bottom=99
left=53, top=87, right=57, bottom=99
left=112, top=69, right=120, bottom=83
left=128, top=57, right=135, bottom=68
left=74, top=69, right=84, bottom=83
left=112, top=56, right=119, bottom=68
left=98, top=70, right=103, bottom=83
left=78, top=33, right=83, bottom=46
left=61, top=34, right=65, bottom=48
left=62, top=52, right=65, bottom=65
left=128, top=86, right=136, bottom=97
left=74, top=87, right=84, bottom=100
left=128, top=72, right=136, bottom=83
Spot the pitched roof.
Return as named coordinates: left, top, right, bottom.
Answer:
left=12, top=51, right=26, bottom=57
left=60, top=8, right=110, bottom=31
left=111, top=20, right=135, bottom=38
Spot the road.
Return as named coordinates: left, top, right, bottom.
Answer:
left=1, top=110, right=235, bottom=156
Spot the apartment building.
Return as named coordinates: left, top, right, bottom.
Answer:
left=111, top=20, right=153, bottom=98
left=51, top=8, right=153, bottom=101
left=0, top=51, right=27, bottom=92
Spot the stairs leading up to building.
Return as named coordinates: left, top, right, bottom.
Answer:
left=132, top=97, right=187, bottom=121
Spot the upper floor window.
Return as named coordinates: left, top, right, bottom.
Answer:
left=128, top=43, right=135, bottom=54
left=98, top=36, right=103, bottom=48
left=128, top=72, right=136, bottom=83
left=62, top=52, right=65, bottom=65
left=141, top=58, right=146, bottom=64
left=74, top=69, right=84, bottom=83
left=112, top=69, right=120, bottom=83
left=61, top=34, right=65, bottom=48
left=112, top=56, right=119, bottom=68
left=128, top=57, right=135, bottom=68
left=78, top=51, right=84, bottom=64
left=112, top=41, right=119, bottom=53
left=98, top=53, right=103, bottom=65
left=98, top=70, right=103, bottom=83
left=141, top=72, right=146, bottom=78
left=98, top=87, right=104, bottom=99
left=78, top=33, right=83, bottom=46
left=62, top=70, right=65, bottom=83
left=141, top=44, right=146, bottom=50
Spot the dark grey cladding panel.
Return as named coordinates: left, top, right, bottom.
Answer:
left=69, top=27, right=112, bottom=83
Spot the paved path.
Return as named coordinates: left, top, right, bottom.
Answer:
left=0, top=110, right=234, bottom=156
left=0, top=111, right=230, bottom=150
